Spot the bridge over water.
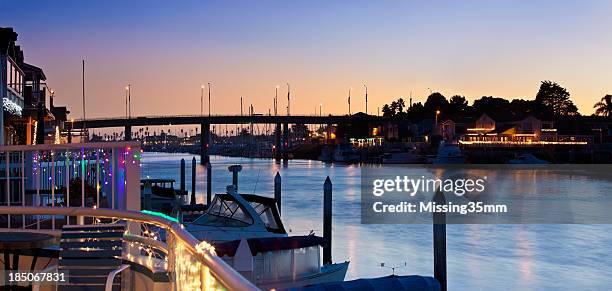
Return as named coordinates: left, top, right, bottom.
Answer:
left=71, top=114, right=386, bottom=163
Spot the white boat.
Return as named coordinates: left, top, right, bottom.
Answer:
left=508, top=153, right=550, bottom=164
left=433, top=142, right=466, bottom=164
left=186, top=185, right=349, bottom=289
left=141, top=178, right=188, bottom=216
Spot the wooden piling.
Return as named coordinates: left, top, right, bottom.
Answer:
left=190, top=157, right=196, bottom=205
left=180, top=158, right=186, bottom=193
left=274, top=172, right=281, bottom=215
left=206, top=162, right=212, bottom=205
left=433, top=189, right=447, bottom=291
left=323, top=176, right=332, bottom=265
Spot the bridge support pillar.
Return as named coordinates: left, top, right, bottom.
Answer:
left=200, top=123, right=210, bottom=165
left=282, top=123, right=289, bottom=162
left=275, top=123, right=281, bottom=162
left=124, top=125, right=132, bottom=141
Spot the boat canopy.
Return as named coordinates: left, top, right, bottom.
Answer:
left=294, top=275, right=440, bottom=291
left=191, top=193, right=286, bottom=233
left=193, top=194, right=255, bottom=227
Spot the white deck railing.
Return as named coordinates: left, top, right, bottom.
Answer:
left=0, top=206, right=259, bottom=291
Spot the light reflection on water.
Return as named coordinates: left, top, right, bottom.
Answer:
left=141, top=153, right=612, bottom=290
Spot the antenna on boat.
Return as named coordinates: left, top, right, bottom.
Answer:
left=380, top=262, right=407, bottom=276
left=252, top=169, right=261, bottom=194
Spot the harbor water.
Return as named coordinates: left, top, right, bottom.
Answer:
left=141, top=152, right=612, bottom=290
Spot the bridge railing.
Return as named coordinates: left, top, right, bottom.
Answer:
left=72, top=113, right=352, bottom=120
left=0, top=206, right=259, bottom=291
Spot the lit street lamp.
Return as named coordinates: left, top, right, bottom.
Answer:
left=208, top=82, right=211, bottom=117
left=200, top=85, right=204, bottom=116
left=435, top=110, right=441, bottom=128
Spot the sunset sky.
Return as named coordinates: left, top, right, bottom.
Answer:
left=2, top=0, right=611, bottom=118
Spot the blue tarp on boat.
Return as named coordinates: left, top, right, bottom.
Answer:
left=286, top=275, right=440, bottom=291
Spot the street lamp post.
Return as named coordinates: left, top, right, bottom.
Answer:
left=125, top=85, right=129, bottom=118
left=286, top=83, right=290, bottom=116
left=348, top=87, right=351, bottom=116
left=363, top=84, right=368, bottom=115
left=128, top=84, right=131, bottom=118
left=208, top=82, right=211, bottom=117
left=199, top=85, right=205, bottom=116
left=435, top=110, right=441, bottom=131
left=275, top=85, right=279, bottom=116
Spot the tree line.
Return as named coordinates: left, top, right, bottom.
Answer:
left=381, top=80, right=612, bottom=121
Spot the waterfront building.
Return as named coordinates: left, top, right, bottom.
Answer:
left=459, top=113, right=591, bottom=146
left=0, top=27, right=69, bottom=146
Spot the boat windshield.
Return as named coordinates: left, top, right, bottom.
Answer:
left=192, top=196, right=254, bottom=227
left=249, top=201, right=282, bottom=232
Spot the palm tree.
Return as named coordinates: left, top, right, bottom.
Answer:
left=594, top=95, right=612, bottom=116
left=397, top=98, right=406, bottom=113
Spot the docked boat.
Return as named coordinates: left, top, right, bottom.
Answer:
left=141, top=178, right=188, bottom=216
left=433, top=142, right=466, bottom=164
left=381, top=145, right=422, bottom=164
left=318, top=146, right=333, bottom=162
left=508, top=153, right=550, bottom=164
left=186, top=185, right=349, bottom=289
left=333, top=144, right=360, bottom=163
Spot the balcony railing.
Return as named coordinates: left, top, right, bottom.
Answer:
left=0, top=142, right=258, bottom=289
left=0, top=206, right=259, bottom=290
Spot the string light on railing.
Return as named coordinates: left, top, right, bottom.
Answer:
left=195, top=241, right=216, bottom=256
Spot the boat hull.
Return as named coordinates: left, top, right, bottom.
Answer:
left=258, top=261, right=349, bottom=290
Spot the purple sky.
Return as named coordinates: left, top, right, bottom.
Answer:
left=2, top=0, right=611, bottom=118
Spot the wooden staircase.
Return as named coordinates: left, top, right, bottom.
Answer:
left=58, top=224, right=128, bottom=291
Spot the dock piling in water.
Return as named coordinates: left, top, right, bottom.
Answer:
left=206, top=162, right=212, bottom=205
left=433, top=189, right=447, bottom=291
left=274, top=172, right=281, bottom=215
left=191, top=157, right=196, bottom=205
left=180, top=158, right=186, bottom=193
left=323, top=176, right=332, bottom=265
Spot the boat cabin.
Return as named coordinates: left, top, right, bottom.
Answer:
left=141, top=178, right=188, bottom=197
left=141, top=178, right=188, bottom=215
left=214, top=236, right=333, bottom=288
